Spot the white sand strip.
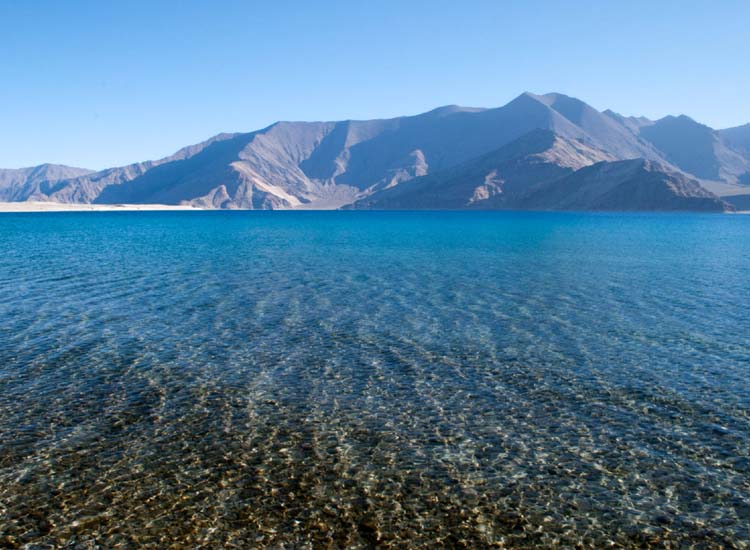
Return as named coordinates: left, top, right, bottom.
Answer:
left=0, top=202, right=205, bottom=212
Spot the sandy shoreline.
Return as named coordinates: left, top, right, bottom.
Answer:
left=1, top=201, right=747, bottom=214
left=0, top=201, right=204, bottom=212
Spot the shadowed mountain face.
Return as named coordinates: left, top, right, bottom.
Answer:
left=639, top=116, right=750, bottom=182
left=720, top=123, right=750, bottom=155
left=2, top=92, right=749, bottom=210
left=350, top=130, right=614, bottom=209
left=534, top=93, right=663, bottom=160
left=724, top=194, right=750, bottom=210
left=517, top=159, right=733, bottom=212
left=0, top=164, right=93, bottom=201
left=720, top=124, right=750, bottom=186
left=351, top=132, right=732, bottom=212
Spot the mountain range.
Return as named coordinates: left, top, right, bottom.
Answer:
left=2, top=92, right=749, bottom=212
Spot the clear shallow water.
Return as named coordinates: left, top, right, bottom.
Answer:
left=0, top=211, right=748, bottom=549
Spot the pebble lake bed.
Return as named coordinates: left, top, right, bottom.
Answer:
left=0, top=210, right=748, bottom=548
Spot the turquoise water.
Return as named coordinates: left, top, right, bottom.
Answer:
left=0, top=211, right=749, bottom=548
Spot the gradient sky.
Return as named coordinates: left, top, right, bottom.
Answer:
left=1, top=0, right=748, bottom=169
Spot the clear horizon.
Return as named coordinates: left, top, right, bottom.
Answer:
left=2, top=0, right=748, bottom=170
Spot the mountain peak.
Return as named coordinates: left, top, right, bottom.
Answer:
left=422, top=105, right=486, bottom=117
left=540, top=92, right=582, bottom=103
left=539, top=93, right=595, bottom=124
left=507, top=91, right=547, bottom=106
left=655, top=114, right=705, bottom=127
left=719, top=122, right=750, bottom=156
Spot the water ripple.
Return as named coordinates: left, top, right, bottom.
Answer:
left=0, top=211, right=749, bottom=548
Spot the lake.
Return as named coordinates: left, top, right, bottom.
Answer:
left=0, top=211, right=748, bottom=547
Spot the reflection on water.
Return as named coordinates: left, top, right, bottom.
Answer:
left=0, top=211, right=749, bottom=548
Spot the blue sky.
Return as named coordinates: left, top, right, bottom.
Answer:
left=1, top=0, right=748, bottom=169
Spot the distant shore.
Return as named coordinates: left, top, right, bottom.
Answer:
left=0, top=201, right=204, bottom=212
left=0, top=201, right=747, bottom=214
